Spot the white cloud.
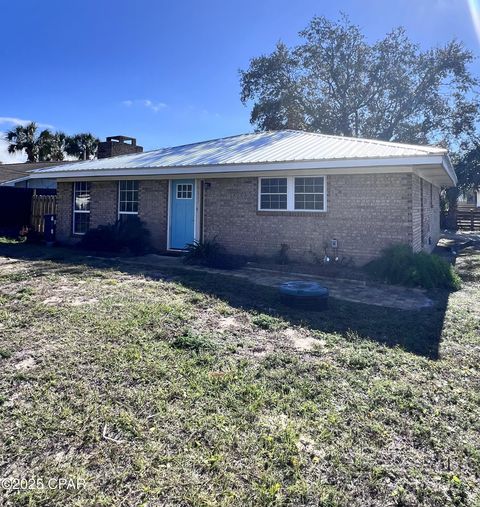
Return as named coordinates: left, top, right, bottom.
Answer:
left=0, top=117, right=55, bottom=163
left=121, top=99, right=167, bottom=113
left=0, top=136, right=27, bottom=164
left=0, top=117, right=55, bottom=130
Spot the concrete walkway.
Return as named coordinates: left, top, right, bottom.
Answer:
left=122, top=254, right=434, bottom=311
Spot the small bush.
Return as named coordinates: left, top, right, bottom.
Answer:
left=366, top=244, right=461, bottom=290
left=79, top=216, right=151, bottom=255
left=183, top=239, right=223, bottom=264
left=183, top=239, right=246, bottom=270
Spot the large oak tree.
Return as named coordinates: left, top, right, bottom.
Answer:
left=240, top=15, right=479, bottom=146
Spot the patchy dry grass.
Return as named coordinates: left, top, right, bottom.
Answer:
left=0, top=242, right=479, bottom=506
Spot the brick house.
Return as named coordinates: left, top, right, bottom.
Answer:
left=30, top=130, right=456, bottom=265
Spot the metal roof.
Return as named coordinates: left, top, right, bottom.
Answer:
left=33, top=130, right=448, bottom=174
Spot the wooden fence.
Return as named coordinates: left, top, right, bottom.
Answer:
left=30, top=193, right=57, bottom=234
left=457, top=208, right=480, bottom=231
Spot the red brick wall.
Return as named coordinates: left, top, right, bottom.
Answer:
left=56, top=180, right=169, bottom=250
left=56, top=182, right=73, bottom=241
left=411, top=174, right=440, bottom=253
left=56, top=173, right=441, bottom=264
left=203, top=173, right=415, bottom=266
left=138, top=180, right=169, bottom=251
left=90, top=181, right=117, bottom=228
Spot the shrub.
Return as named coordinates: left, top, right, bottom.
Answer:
left=183, top=239, right=246, bottom=270
left=183, top=239, right=223, bottom=264
left=78, top=216, right=151, bottom=255
left=365, top=244, right=461, bottom=290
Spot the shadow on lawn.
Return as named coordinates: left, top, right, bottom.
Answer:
left=0, top=242, right=451, bottom=360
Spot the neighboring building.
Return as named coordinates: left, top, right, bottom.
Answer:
left=458, top=188, right=480, bottom=208
left=29, top=130, right=456, bottom=265
left=1, top=135, right=143, bottom=189
left=0, top=161, right=64, bottom=189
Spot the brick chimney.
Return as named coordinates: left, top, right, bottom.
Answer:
left=97, top=135, right=143, bottom=159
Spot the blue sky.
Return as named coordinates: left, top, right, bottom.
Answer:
left=1, top=0, right=479, bottom=162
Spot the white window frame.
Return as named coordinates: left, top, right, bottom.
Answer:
left=258, top=176, right=327, bottom=212
left=72, top=181, right=91, bottom=235
left=118, top=180, right=139, bottom=216
left=258, top=177, right=289, bottom=210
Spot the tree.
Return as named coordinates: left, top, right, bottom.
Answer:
left=66, top=133, right=99, bottom=160
left=240, top=14, right=479, bottom=146
left=5, top=122, right=45, bottom=162
left=240, top=42, right=307, bottom=131
left=5, top=123, right=99, bottom=162
left=440, top=138, right=480, bottom=224
left=455, top=141, right=480, bottom=192
left=38, top=131, right=68, bottom=161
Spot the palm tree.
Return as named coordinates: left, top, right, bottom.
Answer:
left=66, top=133, right=99, bottom=160
left=6, top=122, right=42, bottom=162
left=38, top=131, right=68, bottom=161
left=7, top=122, right=99, bottom=162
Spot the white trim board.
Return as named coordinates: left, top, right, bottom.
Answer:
left=28, top=154, right=456, bottom=186
left=41, top=164, right=453, bottom=187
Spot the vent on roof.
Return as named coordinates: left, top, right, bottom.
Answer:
left=97, top=135, right=143, bottom=159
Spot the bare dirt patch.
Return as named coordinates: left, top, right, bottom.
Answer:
left=283, top=327, right=324, bottom=352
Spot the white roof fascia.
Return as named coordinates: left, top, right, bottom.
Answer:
left=441, top=155, right=457, bottom=186
left=28, top=154, right=450, bottom=180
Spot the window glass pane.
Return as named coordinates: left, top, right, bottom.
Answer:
left=260, top=178, right=288, bottom=209
left=295, top=193, right=324, bottom=210
left=261, top=194, right=287, bottom=210
left=261, top=178, right=287, bottom=194
left=177, top=183, right=193, bottom=199
left=119, top=181, right=139, bottom=213
left=120, top=180, right=138, bottom=192
left=294, top=177, right=324, bottom=210
left=74, top=182, right=91, bottom=211
left=295, top=177, right=323, bottom=193
left=73, top=212, right=90, bottom=234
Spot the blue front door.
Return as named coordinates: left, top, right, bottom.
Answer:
left=170, top=179, right=195, bottom=249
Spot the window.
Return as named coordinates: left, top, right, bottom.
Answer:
left=119, top=180, right=139, bottom=214
left=258, top=176, right=326, bottom=212
left=73, top=181, right=91, bottom=235
left=177, top=183, right=193, bottom=199
left=259, top=178, right=288, bottom=210
left=294, top=177, right=324, bottom=210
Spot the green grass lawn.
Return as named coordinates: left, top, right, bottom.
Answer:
left=0, top=242, right=479, bottom=506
